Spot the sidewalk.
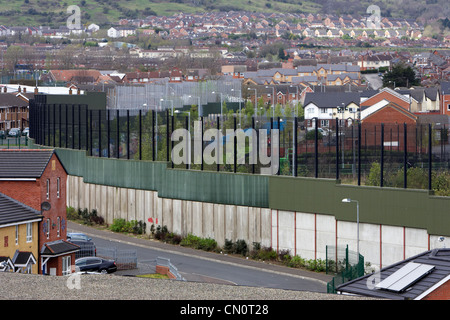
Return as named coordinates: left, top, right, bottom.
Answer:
left=67, top=221, right=334, bottom=285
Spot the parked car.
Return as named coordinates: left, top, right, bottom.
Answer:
left=75, top=257, right=117, bottom=274
left=22, top=127, right=29, bottom=136
left=69, top=239, right=96, bottom=258
left=67, top=232, right=92, bottom=241
left=8, top=128, right=20, bottom=137
left=0, top=130, right=5, bottom=139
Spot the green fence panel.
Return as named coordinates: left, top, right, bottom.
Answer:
left=54, top=148, right=269, bottom=208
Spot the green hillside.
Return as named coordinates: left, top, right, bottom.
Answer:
left=0, top=0, right=447, bottom=27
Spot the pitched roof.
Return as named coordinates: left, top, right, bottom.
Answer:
left=0, top=191, right=43, bottom=227
left=0, top=149, right=62, bottom=178
left=336, top=248, right=450, bottom=300
left=304, top=91, right=361, bottom=108
left=40, top=240, right=80, bottom=256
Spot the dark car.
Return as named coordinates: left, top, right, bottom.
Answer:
left=69, top=239, right=96, bottom=258
left=75, top=257, right=117, bottom=274
left=67, top=232, right=92, bottom=241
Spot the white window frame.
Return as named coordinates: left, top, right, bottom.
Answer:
left=56, top=177, right=60, bottom=198
left=57, top=217, right=60, bottom=237
left=15, top=225, right=18, bottom=245
left=26, top=223, right=32, bottom=243
left=46, top=218, right=50, bottom=239
left=62, top=256, right=71, bottom=276
left=46, top=179, right=50, bottom=200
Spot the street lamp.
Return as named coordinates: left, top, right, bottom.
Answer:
left=266, top=86, right=275, bottom=118
left=231, top=88, right=242, bottom=127
left=342, top=198, right=360, bottom=257
left=248, top=87, right=257, bottom=118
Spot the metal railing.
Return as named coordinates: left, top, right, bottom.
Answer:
left=97, top=247, right=138, bottom=270
left=156, top=257, right=185, bottom=281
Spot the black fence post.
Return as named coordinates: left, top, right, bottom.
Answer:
left=358, top=122, right=361, bottom=186
left=217, top=116, right=220, bottom=172
left=186, top=115, right=189, bottom=170
left=89, top=110, right=93, bottom=156
left=314, top=118, right=318, bottom=179
left=429, top=123, right=432, bottom=191
left=201, top=116, right=204, bottom=171
left=166, top=110, right=169, bottom=162
left=404, top=123, right=407, bottom=189
left=72, top=105, right=75, bottom=149
left=85, top=107, right=89, bottom=152
left=99, top=110, right=102, bottom=158
left=127, top=110, right=130, bottom=160
left=107, top=110, right=111, bottom=158
left=139, top=110, right=142, bottom=161
left=381, top=123, right=384, bottom=187
left=65, top=105, right=68, bottom=148
left=252, top=117, right=256, bottom=174
left=336, top=118, right=339, bottom=180
left=78, top=105, right=81, bottom=150
left=116, top=110, right=120, bottom=159
left=234, top=116, right=237, bottom=173
left=152, top=110, right=155, bottom=161
left=171, top=114, right=174, bottom=169
left=294, top=117, right=297, bottom=177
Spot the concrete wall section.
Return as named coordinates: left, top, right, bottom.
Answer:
left=67, top=175, right=446, bottom=269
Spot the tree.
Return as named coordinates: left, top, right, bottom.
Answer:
left=4, top=45, right=23, bottom=72
left=382, top=63, right=419, bottom=88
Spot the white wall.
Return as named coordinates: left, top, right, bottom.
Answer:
left=67, top=175, right=443, bottom=270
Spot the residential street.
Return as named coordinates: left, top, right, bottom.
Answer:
left=68, top=221, right=332, bottom=293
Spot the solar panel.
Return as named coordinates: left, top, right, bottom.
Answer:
left=375, top=262, right=435, bottom=292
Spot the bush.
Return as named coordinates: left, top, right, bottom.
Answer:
left=67, top=207, right=105, bottom=226
left=180, top=234, right=217, bottom=251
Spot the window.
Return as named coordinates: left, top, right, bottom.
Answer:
left=447, top=104, right=450, bottom=111
left=321, top=120, right=329, bottom=127
left=57, top=177, right=60, bottom=198
left=15, top=225, right=18, bottom=245
left=321, top=108, right=328, bottom=114
left=4, top=236, right=8, bottom=247
left=62, top=256, right=71, bottom=276
left=26, top=223, right=32, bottom=242
left=46, top=219, right=50, bottom=239
left=46, top=179, right=50, bottom=200
left=57, top=217, right=60, bottom=237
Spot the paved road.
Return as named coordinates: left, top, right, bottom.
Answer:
left=68, top=221, right=333, bottom=293
left=363, top=74, right=383, bottom=90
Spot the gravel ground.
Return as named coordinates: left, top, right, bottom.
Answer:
left=0, top=272, right=373, bottom=301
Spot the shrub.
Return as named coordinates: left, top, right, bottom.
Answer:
left=180, top=234, right=217, bottom=251
left=234, top=239, right=248, bottom=256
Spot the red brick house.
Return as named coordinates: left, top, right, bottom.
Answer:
left=361, top=87, right=410, bottom=111
left=0, top=149, right=78, bottom=275
left=361, top=102, right=418, bottom=153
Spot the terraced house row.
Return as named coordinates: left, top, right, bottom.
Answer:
left=0, top=149, right=78, bottom=276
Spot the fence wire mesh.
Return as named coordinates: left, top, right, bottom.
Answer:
left=30, top=101, right=450, bottom=195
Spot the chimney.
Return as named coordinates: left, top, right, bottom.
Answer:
left=23, top=87, right=26, bottom=93
left=18, top=86, right=21, bottom=93
left=77, top=88, right=80, bottom=95
left=3, top=87, right=6, bottom=93
left=69, top=88, right=72, bottom=95
left=34, top=87, right=38, bottom=94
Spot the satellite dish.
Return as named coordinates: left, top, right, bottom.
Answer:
left=41, top=201, right=51, bottom=211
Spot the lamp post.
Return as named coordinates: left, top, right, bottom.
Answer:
left=342, top=198, right=359, bottom=257
left=266, top=86, right=275, bottom=118
left=248, top=87, right=257, bottom=118
left=231, top=88, right=242, bottom=127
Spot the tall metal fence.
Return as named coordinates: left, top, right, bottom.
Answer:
left=326, top=245, right=364, bottom=294
left=97, top=247, right=138, bottom=270
left=29, top=101, right=450, bottom=194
